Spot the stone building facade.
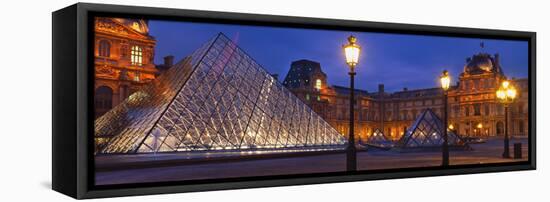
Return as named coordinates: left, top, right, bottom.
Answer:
left=283, top=54, right=529, bottom=142
left=94, top=17, right=158, bottom=117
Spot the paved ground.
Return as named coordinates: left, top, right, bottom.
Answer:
left=95, top=137, right=529, bottom=185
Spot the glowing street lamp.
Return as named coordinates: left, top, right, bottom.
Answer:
left=440, top=70, right=451, bottom=91
left=343, top=35, right=361, bottom=172
left=440, top=70, right=451, bottom=167
left=496, top=79, right=517, bottom=158
left=344, top=36, right=361, bottom=68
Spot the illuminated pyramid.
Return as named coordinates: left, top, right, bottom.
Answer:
left=397, top=108, right=466, bottom=148
left=365, top=129, right=394, bottom=148
left=95, top=33, right=346, bottom=154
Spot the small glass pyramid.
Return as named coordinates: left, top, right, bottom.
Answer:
left=397, top=108, right=465, bottom=148
left=365, top=128, right=394, bottom=148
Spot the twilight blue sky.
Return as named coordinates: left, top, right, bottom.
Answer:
left=149, top=20, right=528, bottom=92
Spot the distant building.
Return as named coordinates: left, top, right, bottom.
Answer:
left=283, top=53, right=529, bottom=141
left=94, top=17, right=158, bottom=117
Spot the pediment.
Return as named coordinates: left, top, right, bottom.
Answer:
left=95, top=17, right=152, bottom=40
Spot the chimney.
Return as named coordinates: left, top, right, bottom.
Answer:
left=378, top=84, right=385, bottom=94
left=403, top=87, right=408, bottom=92
left=271, top=74, right=279, bottom=81
left=163, top=55, right=174, bottom=67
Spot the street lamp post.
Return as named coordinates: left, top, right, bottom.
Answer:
left=440, top=70, right=451, bottom=167
left=343, top=35, right=361, bottom=172
left=496, top=79, right=517, bottom=158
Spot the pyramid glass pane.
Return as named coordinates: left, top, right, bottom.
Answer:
left=397, top=108, right=466, bottom=148
left=95, top=34, right=346, bottom=154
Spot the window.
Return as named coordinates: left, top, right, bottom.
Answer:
left=474, top=104, right=481, bottom=116
left=134, top=71, right=140, bottom=82
left=465, top=106, right=470, bottom=116
left=496, top=121, right=504, bottom=135
left=518, top=103, right=524, bottom=114
left=519, top=121, right=525, bottom=134
left=484, top=104, right=490, bottom=116
left=305, top=94, right=310, bottom=100
left=95, top=86, right=113, bottom=117
left=453, top=106, right=459, bottom=118
left=315, top=79, right=322, bottom=90
left=98, top=40, right=111, bottom=57
left=131, top=45, right=143, bottom=66
left=479, top=79, right=484, bottom=89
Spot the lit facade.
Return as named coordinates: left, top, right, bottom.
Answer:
left=283, top=53, right=529, bottom=142
left=94, top=17, right=158, bottom=117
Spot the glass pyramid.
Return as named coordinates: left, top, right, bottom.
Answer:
left=95, top=33, right=346, bottom=154
left=365, top=128, right=394, bottom=148
left=397, top=108, right=465, bottom=148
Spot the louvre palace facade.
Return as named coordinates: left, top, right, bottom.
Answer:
left=93, top=17, right=160, bottom=117
left=283, top=54, right=529, bottom=142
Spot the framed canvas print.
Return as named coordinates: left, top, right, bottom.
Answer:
left=52, top=3, right=536, bottom=199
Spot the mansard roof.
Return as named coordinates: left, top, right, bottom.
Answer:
left=332, top=85, right=370, bottom=96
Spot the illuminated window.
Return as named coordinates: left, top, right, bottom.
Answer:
left=98, top=40, right=111, bottom=57
left=315, top=79, right=322, bottom=90
left=131, top=46, right=143, bottom=66
left=305, top=94, right=310, bottom=100
left=134, top=71, right=140, bottom=82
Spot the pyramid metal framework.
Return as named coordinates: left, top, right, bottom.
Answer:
left=365, top=129, right=394, bottom=148
left=95, top=33, right=346, bottom=154
left=397, top=108, right=465, bottom=148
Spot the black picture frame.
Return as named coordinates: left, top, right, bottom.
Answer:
left=52, top=3, right=536, bottom=199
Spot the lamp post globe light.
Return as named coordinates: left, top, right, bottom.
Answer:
left=343, top=35, right=361, bottom=172
left=440, top=70, right=451, bottom=167
left=496, top=79, right=517, bottom=158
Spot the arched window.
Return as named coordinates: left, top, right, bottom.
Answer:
left=474, top=104, right=481, bottom=116
left=98, top=40, right=111, bottom=57
left=95, top=86, right=113, bottom=117
left=131, top=45, right=143, bottom=66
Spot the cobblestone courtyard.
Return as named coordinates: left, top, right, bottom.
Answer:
left=96, top=137, right=528, bottom=185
